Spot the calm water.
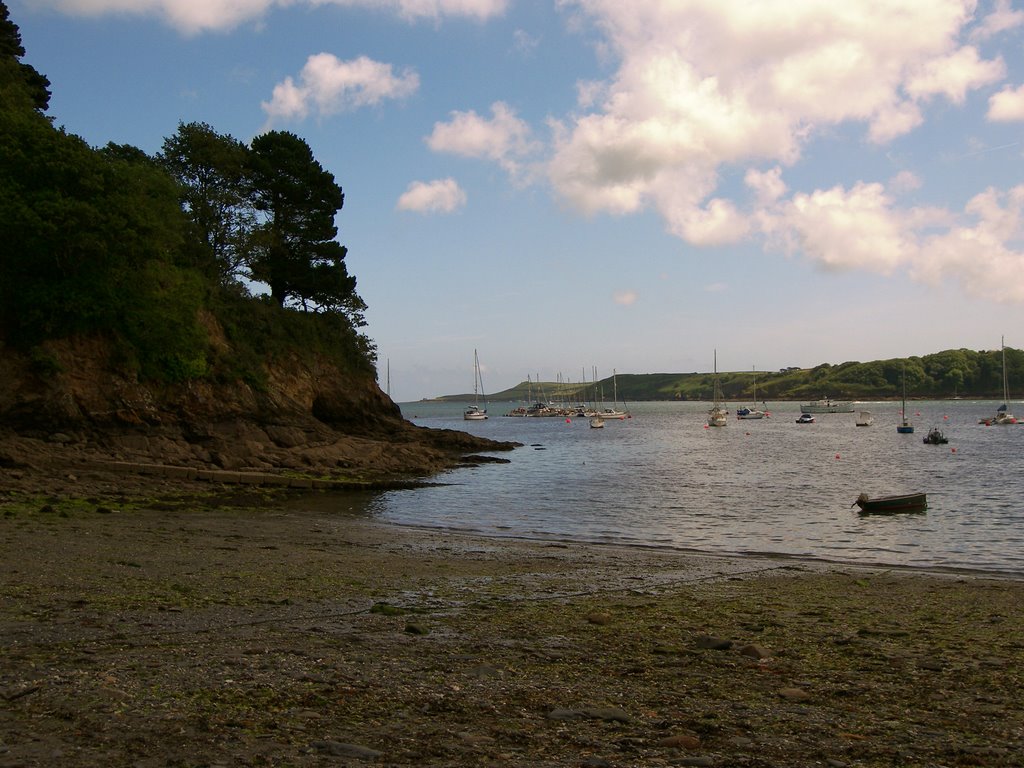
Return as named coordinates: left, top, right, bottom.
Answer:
left=371, top=400, right=1024, bottom=574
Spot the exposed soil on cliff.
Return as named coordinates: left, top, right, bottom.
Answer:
left=0, top=335, right=517, bottom=488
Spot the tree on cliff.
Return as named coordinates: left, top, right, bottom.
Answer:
left=159, top=122, right=255, bottom=284
left=0, top=1, right=50, bottom=112
left=2, top=2, right=376, bottom=383
left=246, top=131, right=364, bottom=324
left=0, top=65, right=189, bottom=349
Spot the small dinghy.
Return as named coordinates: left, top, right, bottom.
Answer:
left=854, top=492, right=927, bottom=514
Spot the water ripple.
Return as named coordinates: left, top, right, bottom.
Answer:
left=378, top=400, right=1024, bottom=574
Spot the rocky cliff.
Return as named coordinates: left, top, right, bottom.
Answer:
left=0, top=335, right=515, bottom=483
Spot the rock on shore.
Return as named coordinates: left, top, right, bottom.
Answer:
left=0, top=335, right=516, bottom=484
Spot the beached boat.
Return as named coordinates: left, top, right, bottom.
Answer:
left=463, top=350, right=488, bottom=420
left=707, top=351, right=728, bottom=427
left=854, top=492, right=927, bottom=514
left=979, top=337, right=1017, bottom=425
left=800, top=397, right=854, bottom=414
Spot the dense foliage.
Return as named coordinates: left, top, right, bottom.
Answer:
left=467, top=347, right=1024, bottom=402
left=0, top=3, right=373, bottom=384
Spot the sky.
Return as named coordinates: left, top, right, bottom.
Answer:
left=12, top=0, right=1024, bottom=401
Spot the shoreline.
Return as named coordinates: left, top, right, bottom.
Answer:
left=377, top=519, right=1024, bottom=583
left=2, top=491, right=1022, bottom=767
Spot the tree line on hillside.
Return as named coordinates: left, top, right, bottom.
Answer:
left=459, top=347, right=1024, bottom=402
left=0, top=2, right=373, bottom=384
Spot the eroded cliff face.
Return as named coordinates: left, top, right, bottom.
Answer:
left=0, top=336, right=513, bottom=479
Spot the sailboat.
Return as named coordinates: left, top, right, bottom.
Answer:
left=979, top=337, right=1017, bottom=425
left=707, top=350, right=728, bottom=427
left=897, top=364, right=914, bottom=434
left=463, top=349, right=488, bottom=420
left=736, top=367, right=767, bottom=419
left=597, top=369, right=630, bottom=419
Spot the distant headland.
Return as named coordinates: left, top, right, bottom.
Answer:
left=431, top=346, right=1021, bottom=403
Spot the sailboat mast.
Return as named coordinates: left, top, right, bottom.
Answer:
left=1002, top=335, right=1009, bottom=404
left=713, top=349, right=720, bottom=405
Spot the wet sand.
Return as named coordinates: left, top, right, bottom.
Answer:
left=1, top=484, right=1022, bottom=767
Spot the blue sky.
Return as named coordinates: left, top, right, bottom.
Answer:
left=13, top=0, right=1024, bottom=401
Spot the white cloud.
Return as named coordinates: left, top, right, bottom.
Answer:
left=37, top=0, right=275, bottom=33
left=612, top=290, right=637, bottom=306
left=889, top=170, right=923, bottom=194
left=39, top=0, right=507, bottom=32
left=426, top=102, right=537, bottom=175
left=342, top=0, right=509, bottom=22
left=904, top=46, right=1004, bottom=104
left=772, top=182, right=915, bottom=274
left=262, top=54, right=418, bottom=123
left=866, top=99, right=925, bottom=144
left=970, top=0, right=1024, bottom=41
left=988, top=84, right=1024, bottom=121
left=665, top=197, right=749, bottom=246
left=746, top=174, right=1024, bottom=301
left=512, top=28, right=541, bottom=55
left=548, top=0, right=999, bottom=239
left=745, top=167, right=787, bottom=204
left=396, top=178, right=467, bottom=213
left=918, top=186, right=1024, bottom=301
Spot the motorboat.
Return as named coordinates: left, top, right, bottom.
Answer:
left=800, top=397, right=854, bottom=413
left=736, top=406, right=766, bottom=419
left=923, top=427, right=948, bottom=445
left=796, top=413, right=815, bottom=423
left=855, top=410, right=874, bottom=426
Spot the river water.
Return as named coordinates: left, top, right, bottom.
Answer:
left=370, top=400, right=1024, bottom=575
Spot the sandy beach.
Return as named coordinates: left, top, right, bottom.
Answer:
left=1, top=475, right=1022, bottom=767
